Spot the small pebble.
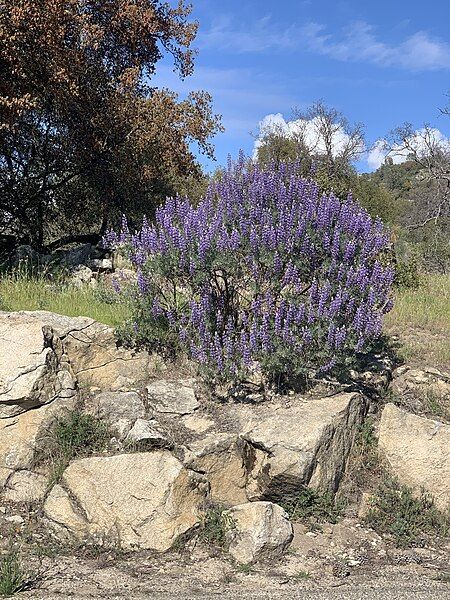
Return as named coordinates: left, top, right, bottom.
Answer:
left=5, top=515, right=24, bottom=524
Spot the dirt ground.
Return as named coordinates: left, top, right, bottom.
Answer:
left=2, top=512, right=447, bottom=599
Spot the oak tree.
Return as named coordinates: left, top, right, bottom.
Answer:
left=0, top=0, right=222, bottom=249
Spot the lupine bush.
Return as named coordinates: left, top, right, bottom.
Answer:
left=105, top=155, right=394, bottom=386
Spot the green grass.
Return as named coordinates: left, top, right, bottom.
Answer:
left=236, top=563, right=252, bottom=574
left=0, top=551, right=28, bottom=597
left=385, top=274, right=450, bottom=368
left=292, top=570, right=312, bottom=581
left=53, top=412, right=110, bottom=458
left=0, top=267, right=130, bottom=328
left=39, top=411, right=111, bottom=488
left=198, top=505, right=235, bottom=548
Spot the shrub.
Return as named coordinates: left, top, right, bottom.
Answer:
left=199, top=505, right=235, bottom=548
left=281, top=487, right=345, bottom=524
left=366, top=478, right=450, bottom=548
left=41, top=412, right=110, bottom=488
left=393, top=257, right=420, bottom=289
left=106, top=156, right=394, bottom=386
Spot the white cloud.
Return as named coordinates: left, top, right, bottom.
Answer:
left=199, top=15, right=301, bottom=53
left=367, top=140, right=389, bottom=170
left=301, top=21, right=450, bottom=71
left=253, top=113, right=365, bottom=160
left=367, top=128, right=450, bottom=170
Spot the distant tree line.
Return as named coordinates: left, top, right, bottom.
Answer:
left=255, top=99, right=450, bottom=273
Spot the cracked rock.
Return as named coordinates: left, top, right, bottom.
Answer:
left=2, top=311, right=154, bottom=391
left=228, top=392, right=368, bottom=502
left=147, top=379, right=199, bottom=415
left=44, top=452, right=208, bottom=551
left=185, top=433, right=256, bottom=505
left=2, top=470, right=48, bottom=503
left=0, top=312, right=77, bottom=418
left=0, top=396, right=76, bottom=489
left=124, top=419, right=170, bottom=448
left=224, top=501, right=293, bottom=564
left=85, top=391, right=145, bottom=440
left=379, top=403, right=450, bottom=511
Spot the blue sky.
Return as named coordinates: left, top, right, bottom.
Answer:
left=153, top=0, right=450, bottom=172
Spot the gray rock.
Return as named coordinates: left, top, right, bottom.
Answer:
left=2, top=470, right=48, bottom=503
left=44, top=452, right=208, bottom=551
left=230, top=391, right=368, bottom=502
left=87, top=258, right=113, bottom=272
left=3, top=311, right=154, bottom=391
left=0, top=312, right=77, bottom=418
left=379, top=403, right=450, bottom=511
left=70, top=265, right=95, bottom=288
left=185, top=434, right=251, bottom=505
left=224, top=501, right=293, bottom=563
left=58, top=244, right=94, bottom=267
left=85, top=391, right=146, bottom=440
left=0, top=396, right=76, bottom=489
left=124, top=419, right=169, bottom=447
left=147, top=379, right=199, bottom=415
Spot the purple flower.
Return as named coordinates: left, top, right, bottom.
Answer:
left=107, top=156, right=394, bottom=380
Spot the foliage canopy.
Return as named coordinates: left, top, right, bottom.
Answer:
left=0, top=0, right=222, bottom=249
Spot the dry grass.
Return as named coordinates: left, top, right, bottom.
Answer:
left=1, top=266, right=448, bottom=369
left=385, top=275, right=450, bottom=370
left=0, top=267, right=130, bottom=328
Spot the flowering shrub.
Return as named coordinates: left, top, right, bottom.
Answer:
left=105, top=155, right=394, bottom=385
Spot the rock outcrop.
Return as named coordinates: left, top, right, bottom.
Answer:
left=228, top=392, right=368, bottom=502
left=1, top=311, right=153, bottom=391
left=2, top=470, right=48, bottom=503
left=5, top=308, right=447, bottom=564
left=147, top=379, right=199, bottom=415
left=391, top=366, right=450, bottom=418
left=0, top=310, right=154, bottom=494
left=85, top=390, right=146, bottom=440
left=185, top=434, right=251, bottom=505
left=378, top=403, right=450, bottom=511
left=44, top=451, right=208, bottom=551
left=174, top=391, right=368, bottom=505
left=0, top=395, right=75, bottom=489
left=0, top=312, right=76, bottom=418
left=224, top=501, right=293, bottom=564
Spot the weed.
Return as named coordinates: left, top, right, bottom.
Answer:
left=365, top=478, right=450, bottom=548
left=198, top=505, right=235, bottom=548
left=54, top=411, right=109, bottom=459
left=424, top=390, right=450, bottom=422
left=384, top=274, right=450, bottom=370
left=354, top=417, right=380, bottom=472
left=390, top=388, right=450, bottom=422
left=434, top=571, right=450, bottom=584
left=281, top=487, right=344, bottom=524
left=37, top=411, right=110, bottom=488
left=0, top=266, right=130, bottom=327
left=292, top=570, right=312, bottom=581
left=236, top=563, right=252, bottom=575
left=0, top=551, right=28, bottom=597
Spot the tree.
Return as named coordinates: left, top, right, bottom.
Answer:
left=255, top=101, right=365, bottom=197
left=0, top=0, right=222, bottom=250
left=291, top=101, right=365, bottom=182
left=387, top=98, right=450, bottom=229
left=369, top=96, right=450, bottom=272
